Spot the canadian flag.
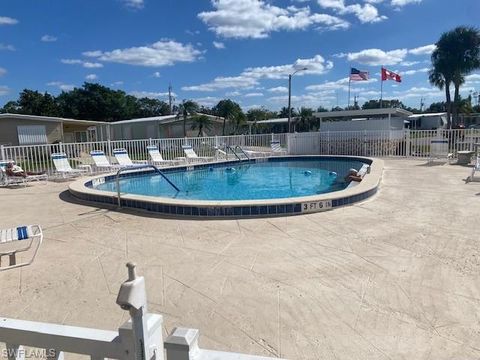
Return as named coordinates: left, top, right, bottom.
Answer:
left=381, top=67, right=402, bottom=82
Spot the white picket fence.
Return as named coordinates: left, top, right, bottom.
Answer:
left=1, top=130, right=479, bottom=175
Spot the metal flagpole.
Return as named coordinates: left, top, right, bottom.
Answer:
left=347, top=67, right=351, bottom=109
left=380, top=67, right=383, bottom=109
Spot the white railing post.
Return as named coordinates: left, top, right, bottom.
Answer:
left=405, top=129, right=411, bottom=157
left=116, top=262, right=163, bottom=360
left=164, top=328, right=200, bottom=360
left=0, top=145, right=5, bottom=160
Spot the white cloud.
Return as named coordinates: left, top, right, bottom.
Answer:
left=244, top=92, right=264, bottom=97
left=41, top=35, right=57, bottom=42
left=153, top=71, right=161, bottom=78
left=111, top=81, right=124, bottom=86
left=226, top=91, right=241, bottom=96
left=391, top=0, right=422, bottom=7
left=61, top=59, right=104, bottom=68
left=306, top=77, right=377, bottom=92
left=0, top=16, right=18, bottom=25
left=403, top=67, right=429, bottom=76
left=83, top=40, right=202, bottom=67
left=409, top=44, right=436, bottom=56
left=268, top=86, right=289, bottom=93
left=47, top=81, right=75, bottom=91
left=0, top=85, right=9, bottom=96
left=192, top=96, right=221, bottom=107
left=123, top=0, right=144, bottom=9
left=0, top=67, right=6, bottom=77
left=85, top=74, right=98, bottom=80
left=399, top=60, right=420, bottom=67
left=317, top=0, right=387, bottom=23
left=182, top=54, right=333, bottom=91
left=130, top=91, right=173, bottom=99
left=213, top=41, right=225, bottom=49
left=344, top=48, right=408, bottom=65
left=0, top=43, right=15, bottom=51
left=199, top=0, right=349, bottom=39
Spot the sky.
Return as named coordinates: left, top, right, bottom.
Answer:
left=1, top=0, right=480, bottom=112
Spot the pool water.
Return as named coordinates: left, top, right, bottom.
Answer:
left=93, top=159, right=366, bottom=201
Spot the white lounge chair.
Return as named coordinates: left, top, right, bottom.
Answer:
left=0, top=160, right=47, bottom=186
left=113, top=148, right=148, bottom=167
left=146, top=146, right=182, bottom=167
left=90, top=150, right=122, bottom=172
left=0, top=225, right=43, bottom=271
left=181, top=145, right=213, bottom=163
left=270, top=140, right=287, bottom=155
left=51, top=153, right=89, bottom=178
left=466, top=145, right=480, bottom=183
left=429, top=139, right=450, bottom=163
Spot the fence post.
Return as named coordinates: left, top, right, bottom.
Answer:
left=405, top=129, right=411, bottom=157
left=116, top=262, right=163, bottom=360
left=164, top=328, right=200, bottom=360
left=107, top=139, right=112, bottom=157
left=0, top=145, right=4, bottom=160
left=59, top=142, right=64, bottom=154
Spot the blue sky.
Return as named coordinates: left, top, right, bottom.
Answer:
left=1, top=0, right=479, bottom=111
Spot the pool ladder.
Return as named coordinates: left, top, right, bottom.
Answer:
left=115, top=165, right=179, bottom=207
left=225, top=145, right=250, bottom=161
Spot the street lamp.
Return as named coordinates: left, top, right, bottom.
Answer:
left=288, top=67, right=308, bottom=133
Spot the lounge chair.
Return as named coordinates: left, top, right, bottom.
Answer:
left=0, top=225, right=43, bottom=271
left=180, top=145, right=213, bottom=163
left=90, top=150, right=122, bottom=172
left=113, top=148, right=148, bottom=167
left=243, top=140, right=287, bottom=158
left=270, top=140, right=287, bottom=155
left=466, top=145, right=480, bottom=183
left=429, top=139, right=450, bottom=164
left=0, top=160, right=47, bottom=187
left=51, top=153, right=89, bottom=178
left=146, top=146, right=182, bottom=167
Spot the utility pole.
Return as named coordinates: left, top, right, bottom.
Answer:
left=287, top=67, right=308, bottom=133
left=168, top=83, right=173, bottom=115
left=420, top=97, right=425, bottom=112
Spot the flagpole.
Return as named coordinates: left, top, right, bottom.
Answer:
left=380, top=66, right=383, bottom=109
left=348, top=67, right=351, bottom=109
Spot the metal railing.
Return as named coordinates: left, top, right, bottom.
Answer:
left=115, top=165, right=179, bottom=207
left=0, top=134, right=281, bottom=176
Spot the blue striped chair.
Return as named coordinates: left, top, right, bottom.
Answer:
left=0, top=225, right=43, bottom=271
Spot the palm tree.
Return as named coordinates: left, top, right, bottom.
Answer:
left=297, top=107, right=313, bottom=132
left=190, top=114, right=213, bottom=136
left=429, top=68, right=452, bottom=128
left=177, top=100, right=199, bottom=137
left=213, top=99, right=243, bottom=135
left=431, top=26, right=480, bottom=127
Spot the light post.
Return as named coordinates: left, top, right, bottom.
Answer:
left=288, top=67, right=308, bottom=133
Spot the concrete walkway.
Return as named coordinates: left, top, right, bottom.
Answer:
left=0, top=159, right=479, bottom=360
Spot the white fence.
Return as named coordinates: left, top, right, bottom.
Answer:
left=1, top=130, right=479, bottom=176
left=288, top=129, right=480, bottom=158
left=0, top=263, right=281, bottom=360
left=0, top=134, right=286, bottom=176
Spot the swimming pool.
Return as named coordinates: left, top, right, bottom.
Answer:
left=69, top=156, right=383, bottom=218
left=93, top=158, right=365, bottom=201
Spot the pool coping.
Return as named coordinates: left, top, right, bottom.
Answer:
left=68, top=155, right=383, bottom=218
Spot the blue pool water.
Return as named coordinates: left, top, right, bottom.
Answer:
left=93, top=158, right=366, bottom=201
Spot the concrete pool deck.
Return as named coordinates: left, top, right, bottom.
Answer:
left=0, top=158, right=479, bottom=359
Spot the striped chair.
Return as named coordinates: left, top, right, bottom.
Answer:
left=0, top=225, right=43, bottom=271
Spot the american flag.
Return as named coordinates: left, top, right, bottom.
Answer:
left=350, top=68, right=369, bottom=81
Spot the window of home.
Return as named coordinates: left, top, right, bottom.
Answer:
left=17, top=125, right=48, bottom=145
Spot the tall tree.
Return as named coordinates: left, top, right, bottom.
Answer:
left=190, top=114, right=213, bottom=136
left=296, top=107, right=314, bottom=132
left=431, top=26, right=480, bottom=127
left=177, top=100, right=199, bottom=137
left=213, top=99, right=243, bottom=135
